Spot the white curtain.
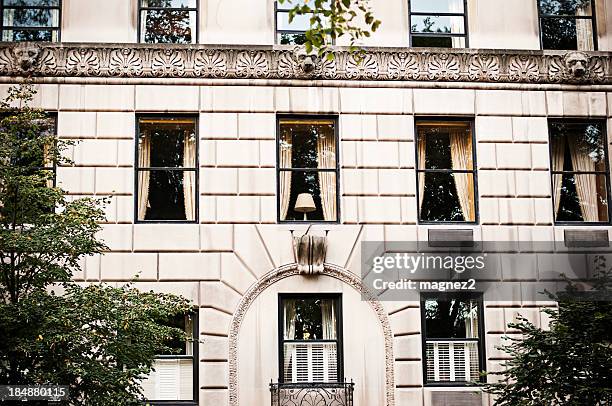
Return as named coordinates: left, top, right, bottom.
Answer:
left=450, top=0, right=464, bottom=48
left=464, top=301, right=479, bottom=339
left=183, top=132, right=196, bottom=221
left=569, top=135, right=598, bottom=222
left=449, top=129, right=475, bottom=222
left=138, top=134, right=151, bottom=221
left=576, top=4, right=594, bottom=51
left=279, top=135, right=293, bottom=221
left=317, top=133, right=336, bottom=221
left=418, top=131, right=427, bottom=211
left=320, top=300, right=336, bottom=340
left=283, top=300, right=297, bottom=381
left=551, top=138, right=566, bottom=218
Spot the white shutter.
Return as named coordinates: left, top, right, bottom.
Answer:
left=284, top=342, right=338, bottom=383
left=426, top=341, right=479, bottom=383
left=140, top=358, right=194, bottom=401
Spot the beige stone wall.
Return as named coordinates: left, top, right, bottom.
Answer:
left=5, top=81, right=609, bottom=405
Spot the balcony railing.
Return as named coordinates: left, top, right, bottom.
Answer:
left=270, top=381, right=354, bottom=406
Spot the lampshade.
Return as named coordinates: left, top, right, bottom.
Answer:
left=294, top=193, right=316, bottom=213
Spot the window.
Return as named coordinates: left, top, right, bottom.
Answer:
left=136, top=116, right=198, bottom=222
left=275, top=0, right=332, bottom=45
left=550, top=120, right=609, bottom=223
left=279, top=295, right=342, bottom=383
left=141, top=312, right=198, bottom=403
left=278, top=117, right=338, bottom=222
left=409, top=0, right=467, bottom=48
left=538, top=0, right=596, bottom=50
left=421, top=294, right=484, bottom=385
left=1, top=0, right=61, bottom=42
left=416, top=120, right=476, bottom=223
left=139, top=0, right=197, bottom=44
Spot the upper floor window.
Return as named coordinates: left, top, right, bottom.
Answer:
left=416, top=120, right=476, bottom=223
left=136, top=116, right=198, bottom=222
left=422, top=294, right=484, bottom=385
left=279, top=295, right=342, bottom=383
left=538, top=0, right=596, bottom=50
left=550, top=119, right=609, bottom=224
left=278, top=117, right=338, bottom=223
left=141, top=312, right=197, bottom=403
left=409, top=0, right=467, bottom=48
left=139, top=0, right=197, bottom=44
left=1, top=0, right=60, bottom=42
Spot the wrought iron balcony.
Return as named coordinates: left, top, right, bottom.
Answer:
left=270, top=381, right=354, bottom=406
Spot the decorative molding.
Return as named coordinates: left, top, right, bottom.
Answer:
left=227, top=263, right=395, bottom=406
left=0, top=42, right=610, bottom=84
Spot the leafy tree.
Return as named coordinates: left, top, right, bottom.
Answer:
left=0, top=85, right=192, bottom=406
left=278, top=0, right=381, bottom=57
left=484, top=267, right=612, bottom=405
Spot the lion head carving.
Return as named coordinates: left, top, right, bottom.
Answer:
left=294, top=45, right=319, bottom=74
left=564, top=51, right=589, bottom=78
left=12, top=43, right=41, bottom=73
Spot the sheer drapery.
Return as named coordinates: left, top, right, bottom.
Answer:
left=138, top=134, right=151, bottom=221
left=450, top=0, right=463, bottom=48
left=183, top=132, right=196, bottom=221
left=551, top=138, right=565, bottom=217
left=320, top=300, right=336, bottom=340
left=464, top=301, right=479, bottom=339
left=569, top=135, right=598, bottom=222
left=418, top=130, right=426, bottom=210
left=317, top=133, right=336, bottom=221
left=283, top=300, right=297, bottom=379
left=279, top=135, right=293, bottom=221
left=576, top=4, right=594, bottom=51
left=449, top=129, right=475, bottom=222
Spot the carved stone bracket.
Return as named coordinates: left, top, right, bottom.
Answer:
left=293, top=234, right=327, bottom=275
left=0, top=43, right=609, bottom=84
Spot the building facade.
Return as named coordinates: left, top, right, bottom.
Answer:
left=1, top=0, right=612, bottom=405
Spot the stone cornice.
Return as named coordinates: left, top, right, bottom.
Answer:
left=0, top=42, right=610, bottom=84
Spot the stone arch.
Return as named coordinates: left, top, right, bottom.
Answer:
left=227, top=263, right=395, bottom=406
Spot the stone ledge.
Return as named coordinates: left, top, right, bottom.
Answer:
left=0, top=42, right=610, bottom=84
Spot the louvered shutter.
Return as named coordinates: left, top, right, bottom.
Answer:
left=140, top=358, right=194, bottom=401
left=426, top=341, right=479, bottom=383
left=284, top=342, right=338, bottom=383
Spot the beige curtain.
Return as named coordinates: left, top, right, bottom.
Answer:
left=449, top=129, right=475, bottom=222
left=279, top=135, right=293, bottom=221
left=450, top=0, right=464, bottom=48
left=283, top=300, right=297, bottom=381
left=183, top=132, right=196, bottom=221
left=317, top=134, right=336, bottom=221
left=138, top=134, right=151, bottom=221
left=569, top=135, right=598, bottom=222
left=551, top=138, right=565, bottom=217
left=418, top=131, right=427, bottom=211
left=576, top=4, right=594, bottom=51
left=320, top=300, right=336, bottom=340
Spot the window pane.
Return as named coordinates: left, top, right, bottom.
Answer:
left=554, top=174, right=609, bottom=222
left=278, top=32, right=307, bottom=45
left=139, top=170, right=190, bottom=221
left=539, top=0, right=592, bottom=16
left=424, top=298, right=479, bottom=339
left=280, top=170, right=336, bottom=222
left=3, top=8, right=58, bottom=27
left=541, top=17, right=593, bottom=50
left=550, top=121, right=605, bottom=172
left=420, top=172, right=475, bottom=222
left=412, top=35, right=465, bottom=48
left=411, top=15, right=465, bottom=34
left=417, top=124, right=473, bottom=170
left=283, top=298, right=336, bottom=340
left=141, top=9, right=196, bottom=44
left=4, top=0, right=60, bottom=6
left=2, top=28, right=55, bottom=41
left=139, top=118, right=196, bottom=168
left=142, top=0, right=196, bottom=7
left=277, top=12, right=312, bottom=31
left=279, top=119, right=336, bottom=169
left=411, top=0, right=464, bottom=13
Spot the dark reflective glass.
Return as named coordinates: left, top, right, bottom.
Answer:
left=279, top=120, right=335, bottom=169
left=142, top=0, right=196, bottom=7
left=411, top=15, right=465, bottom=34
left=283, top=298, right=336, bottom=340
left=555, top=174, right=609, bottom=222
left=3, top=8, right=58, bottom=27
left=412, top=35, right=464, bottom=48
left=418, top=125, right=473, bottom=170
left=420, top=172, right=474, bottom=222
left=539, top=0, right=592, bottom=16
left=278, top=32, right=307, bottom=45
left=550, top=122, right=605, bottom=172
left=3, top=28, right=54, bottom=41
left=144, top=170, right=187, bottom=221
left=542, top=17, right=579, bottom=50
left=4, top=0, right=59, bottom=6
left=159, top=314, right=193, bottom=355
left=424, top=298, right=479, bottom=339
left=281, top=170, right=337, bottom=221
left=139, top=119, right=196, bottom=168
left=141, top=9, right=195, bottom=44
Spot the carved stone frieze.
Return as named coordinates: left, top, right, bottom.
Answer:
left=0, top=43, right=609, bottom=84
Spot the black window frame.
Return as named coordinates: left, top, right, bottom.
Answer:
left=0, top=0, right=61, bottom=43
left=537, top=0, right=598, bottom=51
left=548, top=118, right=611, bottom=226
left=143, top=310, right=199, bottom=406
left=278, top=293, right=344, bottom=384
left=138, top=0, right=199, bottom=44
left=276, top=114, right=340, bottom=224
left=408, top=0, right=469, bottom=48
left=134, top=114, right=199, bottom=224
left=420, top=292, right=486, bottom=387
left=415, top=117, right=479, bottom=225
